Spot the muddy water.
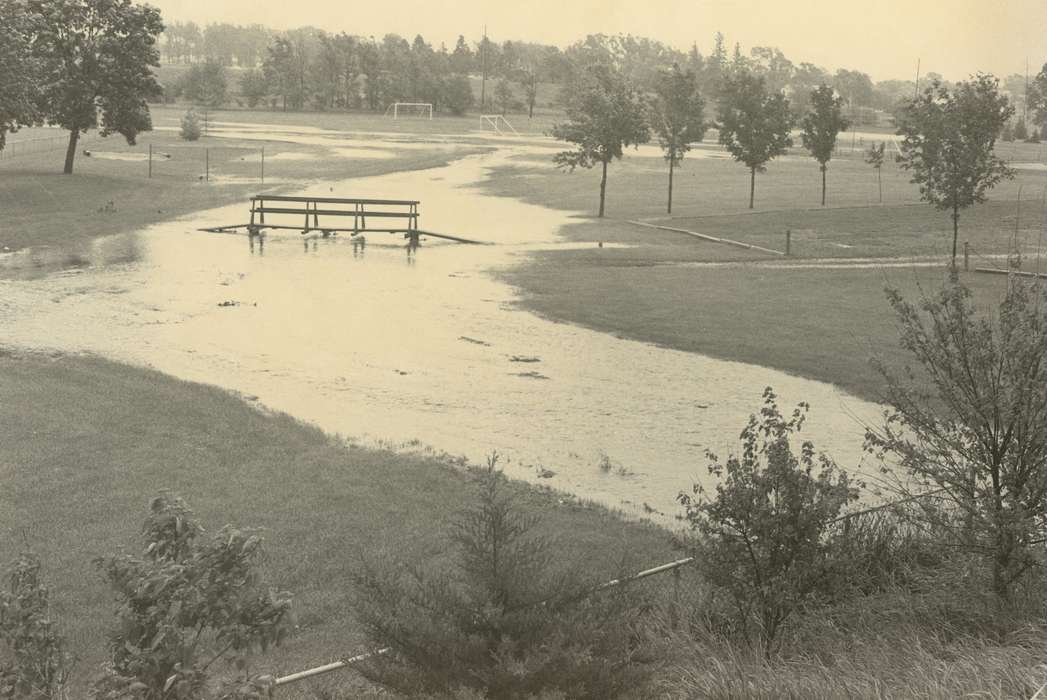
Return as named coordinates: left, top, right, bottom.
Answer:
left=0, top=146, right=885, bottom=523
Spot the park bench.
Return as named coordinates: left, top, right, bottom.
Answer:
left=248, top=194, right=420, bottom=237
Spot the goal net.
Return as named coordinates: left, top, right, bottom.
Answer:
left=385, top=102, right=433, bottom=120
left=480, top=114, right=520, bottom=135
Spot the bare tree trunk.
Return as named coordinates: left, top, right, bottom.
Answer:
left=749, top=166, right=756, bottom=209
left=951, top=204, right=960, bottom=271
left=598, top=159, right=608, bottom=217
left=667, top=158, right=674, bottom=214
left=63, top=129, right=80, bottom=175
left=821, top=164, right=827, bottom=206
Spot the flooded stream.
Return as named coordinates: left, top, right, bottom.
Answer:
left=0, top=140, right=886, bottom=523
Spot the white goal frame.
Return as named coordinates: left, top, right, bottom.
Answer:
left=480, top=114, right=520, bottom=136
left=385, top=102, right=433, bottom=120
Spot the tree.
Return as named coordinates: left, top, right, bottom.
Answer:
left=650, top=63, right=706, bottom=214
left=0, top=1, right=38, bottom=153
left=440, top=74, right=473, bottom=116
left=179, top=109, right=202, bottom=141
left=494, top=78, right=514, bottom=115
left=182, top=60, right=227, bottom=109
left=552, top=64, right=650, bottom=217
left=239, top=69, right=268, bottom=109
left=866, top=281, right=1047, bottom=604
left=678, top=388, right=858, bottom=654
left=895, top=75, right=1014, bottom=271
left=717, top=70, right=793, bottom=209
left=92, top=493, right=292, bottom=699
left=520, top=68, right=538, bottom=118
left=801, top=85, right=850, bottom=206
left=353, top=457, right=652, bottom=698
left=27, top=0, right=163, bottom=174
left=1028, top=62, right=1047, bottom=131
left=864, top=141, right=886, bottom=204
left=1014, top=117, right=1028, bottom=141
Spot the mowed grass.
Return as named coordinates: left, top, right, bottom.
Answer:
left=0, top=350, right=675, bottom=691
left=481, top=140, right=1045, bottom=402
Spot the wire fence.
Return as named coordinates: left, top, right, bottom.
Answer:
left=0, top=132, right=93, bottom=161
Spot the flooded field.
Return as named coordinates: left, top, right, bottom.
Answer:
left=0, top=137, right=885, bottom=523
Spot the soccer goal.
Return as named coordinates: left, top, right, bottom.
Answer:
left=480, top=114, right=520, bottom=136
left=384, top=102, right=433, bottom=120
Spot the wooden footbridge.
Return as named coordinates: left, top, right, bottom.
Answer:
left=200, top=194, right=487, bottom=245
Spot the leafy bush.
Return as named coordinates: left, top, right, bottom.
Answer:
left=90, top=493, right=292, bottom=699
left=179, top=110, right=202, bottom=141
left=0, top=549, right=73, bottom=699
left=352, top=456, right=653, bottom=698
left=440, top=75, right=474, bottom=116
left=678, top=388, right=858, bottom=653
left=867, top=281, right=1047, bottom=604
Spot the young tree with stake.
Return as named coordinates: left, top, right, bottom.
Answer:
left=801, top=85, right=849, bottom=206
left=717, top=71, right=793, bottom=209
left=895, top=75, right=1014, bottom=271
left=864, top=141, right=886, bottom=203
left=26, top=0, right=164, bottom=175
left=650, top=63, right=706, bottom=214
left=552, top=64, right=650, bottom=217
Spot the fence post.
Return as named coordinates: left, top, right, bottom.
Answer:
left=785, top=229, right=792, bottom=256
left=148, top=143, right=152, bottom=178
left=964, top=241, right=970, bottom=272
left=261, top=146, right=264, bottom=184
left=206, top=148, right=209, bottom=182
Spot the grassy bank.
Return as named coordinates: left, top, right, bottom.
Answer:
left=0, top=350, right=675, bottom=692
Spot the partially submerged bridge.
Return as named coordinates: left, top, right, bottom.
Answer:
left=200, top=194, right=487, bottom=245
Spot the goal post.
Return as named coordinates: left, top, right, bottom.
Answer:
left=480, top=114, right=520, bottom=136
left=387, top=102, right=433, bottom=120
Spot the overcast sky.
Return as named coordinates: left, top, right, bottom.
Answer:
left=149, top=0, right=1047, bottom=82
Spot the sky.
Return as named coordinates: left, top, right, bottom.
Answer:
left=149, top=0, right=1047, bottom=82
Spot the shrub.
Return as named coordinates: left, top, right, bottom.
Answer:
left=352, top=455, right=654, bottom=698
left=1014, top=118, right=1028, bottom=141
left=0, top=549, right=73, bottom=699
left=440, top=75, right=474, bottom=117
left=867, top=281, right=1047, bottom=604
left=179, top=109, right=202, bottom=142
left=90, top=493, right=292, bottom=699
left=678, top=388, right=858, bottom=654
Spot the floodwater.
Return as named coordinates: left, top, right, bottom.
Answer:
left=0, top=141, right=886, bottom=524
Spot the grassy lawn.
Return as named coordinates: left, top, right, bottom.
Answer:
left=0, top=350, right=675, bottom=693
left=481, top=143, right=1045, bottom=403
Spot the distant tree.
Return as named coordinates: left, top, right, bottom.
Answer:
left=801, top=85, right=850, bottom=206
left=494, top=78, right=514, bottom=115
left=552, top=64, right=650, bottom=217
left=263, top=37, right=307, bottom=110
left=179, top=108, right=202, bottom=141
left=27, top=0, right=163, bottom=174
left=1028, top=127, right=1041, bottom=144
left=239, top=69, right=268, bottom=109
left=1000, top=121, right=1015, bottom=142
left=717, top=70, right=793, bottom=209
left=895, top=75, right=1014, bottom=271
left=520, top=68, right=538, bottom=118
left=864, top=141, right=886, bottom=203
left=182, top=60, right=227, bottom=109
left=679, top=388, right=858, bottom=654
left=1028, top=62, right=1047, bottom=131
left=353, top=457, right=653, bottom=698
left=650, top=63, right=706, bottom=214
left=0, top=1, right=38, bottom=153
left=1014, top=117, right=1028, bottom=141
left=450, top=34, right=472, bottom=74
left=440, top=74, right=474, bottom=116
left=867, top=281, right=1047, bottom=604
